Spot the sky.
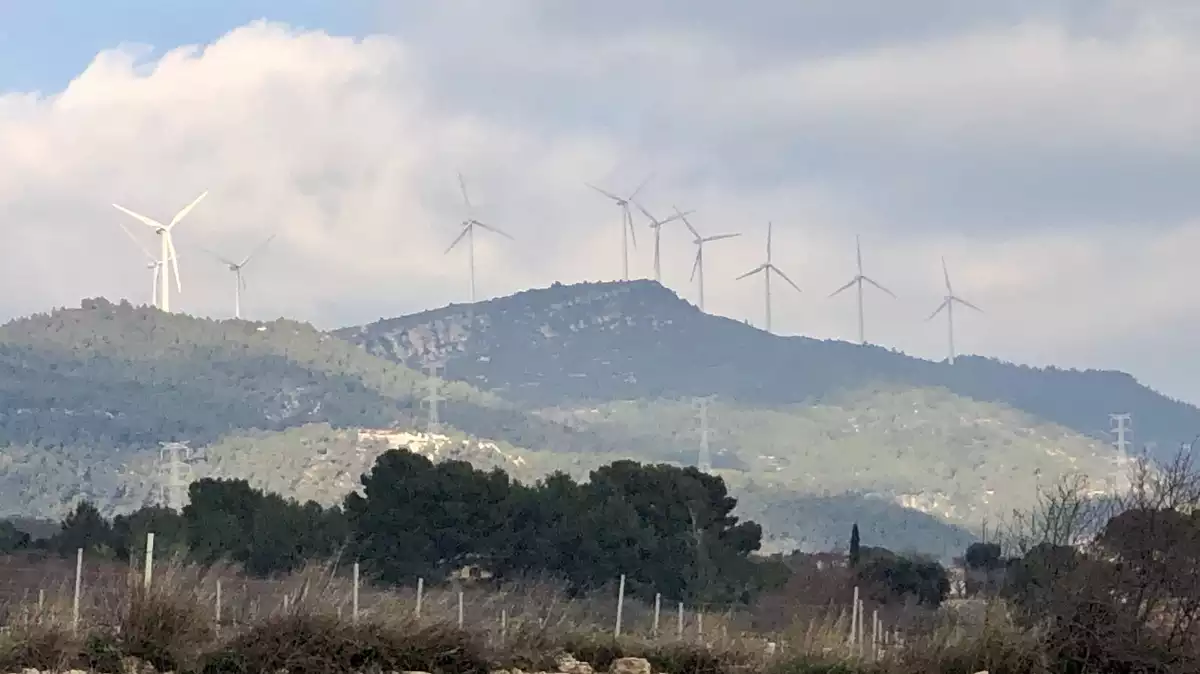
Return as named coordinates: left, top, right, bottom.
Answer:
left=2, top=1, right=1200, bottom=405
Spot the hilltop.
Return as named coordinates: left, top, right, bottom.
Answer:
left=338, top=280, right=1200, bottom=457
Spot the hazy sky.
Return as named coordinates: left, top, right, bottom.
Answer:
left=3, top=1, right=1200, bottom=404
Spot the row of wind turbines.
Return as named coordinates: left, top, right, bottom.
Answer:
left=585, top=176, right=984, bottom=364
left=109, top=173, right=983, bottom=364
left=111, top=192, right=274, bottom=319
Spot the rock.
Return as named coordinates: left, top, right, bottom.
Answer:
left=555, top=653, right=594, bottom=674
left=609, top=657, right=651, bottom=674
left=22, top=668, right=41, bottom=674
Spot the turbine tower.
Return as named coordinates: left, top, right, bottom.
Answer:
left=587, top=175, right=652, bottom=281
left=829, top=235, right=896, bottom=345
left=112, top=191, right=208, bottom=313
left=678, top=208, right=739, bottom=311
left=115, top=219, right=171, bottom=307
left=633, top=202, right=692, bottom=283
left=205, top=234, right=276, bottom=319
left=735, top=222, right=802, bottom=333
left=446, top=172, right=513, bottom=303
left=926, top=257, right=981, bottom=365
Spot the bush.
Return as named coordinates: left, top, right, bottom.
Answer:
left=214, top=612, right=491, bottom=674
left=119, top=582, right=215, bottom=672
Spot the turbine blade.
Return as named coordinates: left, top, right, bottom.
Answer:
left=633, top=200, right=657, bottom=223
left=444, top=225, right=471, bottom=254
left=953, top=296, right=983, bottom=312
left=167, top=234, right=182, bottom=293
left=941, top=256, right=952, bottom=293
left=704, top=233, right=740, bottom=242
left=112, top=204, right=166, bottom=231
left=626, top=173, right=654, bottom=202
left=829, top=278, right=857, bottom=298
left=862, top=276, right=897, bottom=298
left=239, top=270, right=248, bottom=291
left=766, top=222, right=773, bottom=262
left=587, top=183, right=622, bottom=202
left=472, top=220, right=514, bottom=240
left=457, top=171, right=472, bottom=210
left=169, top=191, right=208, bottom=228
left=926, top=299, right=949, bottom=321
left=240, top=233, right=277, bottom=267
left=689, top=251, right=701, bottom=282
left=736, top=264, right=767, bottom=281
left=675, top=206, right=700, bottom=239
left=770, top=265, right=802, bottom=293
left=856, top=235, right=864, bottom=274
left=659, top=208, right=693, bottom=226
left=625, top=207, right=638, bottom=248
left=200, top=246, right=237, bottom=267
left=116, top=220, right=156, bottom=261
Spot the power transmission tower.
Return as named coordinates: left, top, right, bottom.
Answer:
left=1109, top=414, right=1132, bottom=454
left=694, top=396, right=714, bottom=473
left=423, top=362, right=445, bottom=434
left=159, top=442, right=193, bottom=512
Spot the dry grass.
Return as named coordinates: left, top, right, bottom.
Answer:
left=0, top=554, right=1057, bottom=674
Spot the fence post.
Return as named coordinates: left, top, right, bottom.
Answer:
left=677, top=601, right=684, bottom=639
left=697, top=610, right=704, bottom=642
left=415, top=577, right=424, bottom=619
left=871, top=609, right=879, bottom=660
left=215, top=579, right=222, bottom=635
left=37, top=589, right=44, bottom=618
left=143, top=532, right=155, bottom=590
left=457, top=589, right=464, bottom=629
left=652, top=593, right=661, bottom=638
left=500, top=608, right=508, bottom=645
left=352, top=562, right=360, bottom=624
left=72, top=547, right=82, bottom=635
left=614, top=574, right=626, bottom=637
left=849, top=586, right=859, bottom=650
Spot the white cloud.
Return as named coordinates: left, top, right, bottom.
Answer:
left=2, top=9, right=1200, bottom=402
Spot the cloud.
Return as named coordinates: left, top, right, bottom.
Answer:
left=2, top=6, right=1200, bottom=403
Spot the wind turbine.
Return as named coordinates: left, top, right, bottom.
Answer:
left=204, top=234, right=276, bottom=319
left=735, top=222, right=802, bottom=333
left=446, top=172, right=513, bottom=303
left=587, top=175, right=652, bottom=281
left=678, top=207, right=740, bottom=311
left=829, top=235, right=896, bottom=345
left=115, top=219, right=170, bottom=308
left=111, top=191, right=208, bottom=313
left=633, top=202, right=693, bottom=283
left=926, top=256, right=982, bottom=365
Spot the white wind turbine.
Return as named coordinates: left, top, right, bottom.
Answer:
left=678, top=207, right=740, bottom=311
left=587, top=175, right=652, bottom=281
left=633, top=202, right=693, bottom=283
left=926, top=256, right=982, bottom=365
left=204, top=234, right=276, bottom=319
left=115, top=219, right=171, bottom=308
left=111, top=192, right=208, bottom=313
left=829, top=235, right=896, bottom=345
left=735, top=222, right=802, bottom=333
left=445, top=172, right=513, bottom=303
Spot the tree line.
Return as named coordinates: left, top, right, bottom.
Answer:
left=1, top=448, right=783, bottom=604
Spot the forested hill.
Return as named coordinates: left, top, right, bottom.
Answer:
left=0, top=298, right=657, bottom=471
left=338, top=280, right=1200, bottom=459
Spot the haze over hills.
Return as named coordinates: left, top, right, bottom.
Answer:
left=338, top=280, right=1200, bottom=459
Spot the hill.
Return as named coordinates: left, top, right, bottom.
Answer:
left=0, top=298, right=667, bottom=518
left=337, top=280, right=1200, bottom=458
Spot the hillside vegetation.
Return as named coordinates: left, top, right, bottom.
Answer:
left=338, top=280, right=1200, bottom=459
left=0, top=299, right=658, bottom=518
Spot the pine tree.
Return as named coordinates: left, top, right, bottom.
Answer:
left=849, top=522, right=861, bottom=567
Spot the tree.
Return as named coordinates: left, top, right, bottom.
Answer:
left=111, top=505, right=187, bottom=562
left=53, top=501, right=114, bottom=557
left=0, top=520, right=30, bottom=553
left=849, top=522, right=861, bottom=568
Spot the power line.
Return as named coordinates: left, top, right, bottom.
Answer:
left=159, top=442, right=192, bottom=512
left=1109, top=413, right=1132, bottom=455
left=693, top=396, right=715, bottom=473
left=423, top=362, right=446, bottom=434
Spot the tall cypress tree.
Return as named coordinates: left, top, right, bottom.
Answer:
left=849, top=522, right=861, bottom=568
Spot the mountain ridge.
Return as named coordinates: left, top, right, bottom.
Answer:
left=338, top=280, right=1200, bottom=458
